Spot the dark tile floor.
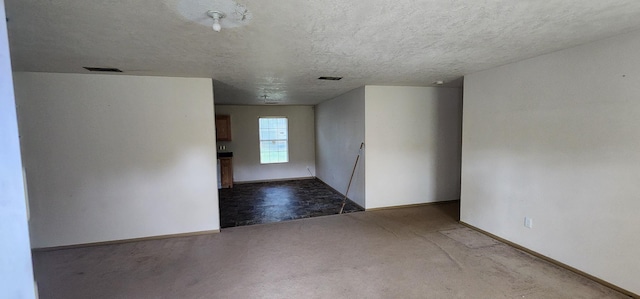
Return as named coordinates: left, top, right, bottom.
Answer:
left=219, top=178, right=364, bottom=228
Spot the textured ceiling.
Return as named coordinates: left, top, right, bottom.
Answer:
left=6, top=0, right=640, bottom=105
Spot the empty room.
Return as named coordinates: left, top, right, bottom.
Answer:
left=2, top=0, right=639, bottom=298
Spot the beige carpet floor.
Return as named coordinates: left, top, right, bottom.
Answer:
left=33, top=202, right=627, bottom=298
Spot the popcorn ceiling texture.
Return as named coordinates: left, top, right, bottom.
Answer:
left=6, top=0, right=640, bottom=104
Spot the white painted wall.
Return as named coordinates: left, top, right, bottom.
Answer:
left=214, top=105, right=315, bottom=182
left=14, top=72, right=219, bottom=248
left=0, top=1, right=36, bottom=297
left=315, top=87, right=366, bottom=207
left=365, top=86, right=462, bottom=209
left=461, top=30, right=640, bottom=295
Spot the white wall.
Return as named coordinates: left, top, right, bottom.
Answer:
left=462, top=30, right=640, bottom=295
left=315, top=87, right=366, bottom=207
left=365, top=86, right=462, bottom=209
left=214, top=105, right=315, bottom=182
left=0, top=1, right=36, bottom=297
left=14, top=72, right=220, bottom=248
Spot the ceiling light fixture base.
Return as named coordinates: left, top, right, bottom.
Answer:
left=178, top=0, right=252, bottom=31
left=207, top=10, right=226, bottom=32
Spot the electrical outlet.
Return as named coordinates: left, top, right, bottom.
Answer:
left=524, top=217, right=533, bottom=229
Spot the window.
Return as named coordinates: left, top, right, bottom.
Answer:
left=259, top=117, right=288, bottom=164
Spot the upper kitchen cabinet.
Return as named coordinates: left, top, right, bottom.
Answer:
left=215, top=115, right=232, bottom=141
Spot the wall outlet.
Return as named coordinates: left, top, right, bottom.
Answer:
left=524, top=217, right=533, bottom=229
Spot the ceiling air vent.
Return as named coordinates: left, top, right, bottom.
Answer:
left=83, top=67, right=123, bottom=72
left=318, top=76, right=342, bottom=81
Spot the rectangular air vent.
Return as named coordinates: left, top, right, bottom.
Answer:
left=318, top=76, right=342, bottom=81
left=83, top=67, right=123, bottom=72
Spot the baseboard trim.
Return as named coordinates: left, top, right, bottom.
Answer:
left=315, top=178, right=365, bottom=210
left=459, top=222, right=639, bottom=298
left=32, top=229, right=220, bottom=252
left=365, top=199, right=460, bottom=212
left=234, top=176, right=315, bottom=184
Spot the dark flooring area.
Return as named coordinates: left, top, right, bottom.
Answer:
left=219, top=178, right=363, bottom=228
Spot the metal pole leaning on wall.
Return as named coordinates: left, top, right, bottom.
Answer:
left=340, top=142, right=364, bottom=214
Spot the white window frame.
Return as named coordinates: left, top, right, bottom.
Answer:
left=258, top=117, right=289, bottom=164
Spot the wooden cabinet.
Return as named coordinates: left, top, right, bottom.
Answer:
left=215, top=115, right=232, bottom=141
left=219, top=157, right=233, bottom=188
